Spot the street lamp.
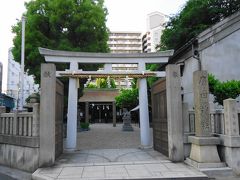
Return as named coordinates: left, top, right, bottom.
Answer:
left=20, top=16, right=26, bottom=110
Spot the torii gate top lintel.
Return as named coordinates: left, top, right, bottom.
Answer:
left=39, top=47, right=174, bottom=64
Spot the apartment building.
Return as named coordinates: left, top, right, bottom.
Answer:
left=107, top=31, right=142, bottom=88
left=142, top=12, right=167, bottom=53
left=108, top=31, right=142, bottom=54
left=7, top=48, right=39, bottom=109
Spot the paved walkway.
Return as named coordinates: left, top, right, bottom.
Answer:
left=32, top=124, right=208, bottom=179
left=32, top=148, right=208, bottom=179
left=77, top=123, right=150, bottom=150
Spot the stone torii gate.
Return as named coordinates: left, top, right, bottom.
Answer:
left=39, top=47, right=173, bottom=151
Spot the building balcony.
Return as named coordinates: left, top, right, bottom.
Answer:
left=109, top=35, right=142, bottom=40
left=110, top=47, right=142, bottom=51
left=108, top=41, right=142, bottom=45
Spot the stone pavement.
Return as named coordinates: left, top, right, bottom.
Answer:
left=32, top=124, right=208, bottom=179
left=76, top=123, right=147, bottom=150
left=32, top=148, right=208, bottom=180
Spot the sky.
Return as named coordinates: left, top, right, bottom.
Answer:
left=0, top=0, right=187, bottom=93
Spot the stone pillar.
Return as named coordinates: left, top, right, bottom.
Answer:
left=193, top=71, right=211, bottom=137
left=138, top=62, right=150, bottom=147
left=222, top=99, right=240, bottom=174
left=224, top=99, right=239, bottom=136
left=32, top=103, right=40, bottom=137
left=39, top=64, right=56, bottom=166
left=166, top=65, right=183, bottom=162
left=85, top=102, right=89, bottom=123
left=112, top=102, right=116, bottom=127
left=186, top=70, right=224, bottom=168
left=66, top=62, right=78, bottom=150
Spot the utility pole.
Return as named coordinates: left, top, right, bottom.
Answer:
left=20, top=16, right=26, bottom=110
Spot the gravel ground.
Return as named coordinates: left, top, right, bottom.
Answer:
left=77, top=123, right=153, bottom=150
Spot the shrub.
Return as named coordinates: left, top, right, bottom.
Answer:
left=86, top=82, right=97, bottom=88
left=208, top=74, right=240, bottom=105
left=80, top=122, right=90, bottom=130
left=115, top=88, right=138, bottom=109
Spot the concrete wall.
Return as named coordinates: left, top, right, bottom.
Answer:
left=201, top=30, right=240, bottom=81
left=181, top=57, right=199, bottom=109
left=0, top=144, right=39, bottom=172
left=180, top=29, right=240, bottom=109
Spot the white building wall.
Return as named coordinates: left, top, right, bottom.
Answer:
left=143, top=12, right=167, bottom=52
left=7, top=49, right=39, bottom=109
left=181, top=30, right=240, bottom=109
left=201, top=30, right=240, bottom=81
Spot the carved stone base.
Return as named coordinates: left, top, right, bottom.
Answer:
left=185, top=158, right=226, bottom=169
left=190, top=143, right=221, bottom=163
left=122, top=123, right=134, bottom=131
left=188, top=136, right=224, bottom=168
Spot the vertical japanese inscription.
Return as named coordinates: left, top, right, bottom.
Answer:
left=194, top=71, right=211, bottom=136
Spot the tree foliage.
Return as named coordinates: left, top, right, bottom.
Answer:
left=208, top=74, right=240, bottom=105
left=12, top=0, right=109, bottom=83
left=87, top=78, right=116, bottom=88
left=160, top=0, right=240, bottom=50
left=115, top=88, right=138, bottom=110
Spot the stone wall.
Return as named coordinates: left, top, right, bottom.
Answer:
left=184, top=99, right=240, bottom=174
left=0, top=104, right=40, bottom=172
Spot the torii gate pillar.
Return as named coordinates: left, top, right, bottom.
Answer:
left=138, top=62, right=151, bottom=147
left=66, top=62, right=78, bottom=150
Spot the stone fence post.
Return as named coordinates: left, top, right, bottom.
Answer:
left=222, top=98, right=240, bottom=175
left=32, top=103, right=40, bottom=137
left=13, top=112, right=17, bottom=135
left=224, top=99, right=239, bottom=136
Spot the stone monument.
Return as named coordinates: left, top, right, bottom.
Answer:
left=186, top=70, right=225, bottom=168
left=122, top=108, right=134, bottom=131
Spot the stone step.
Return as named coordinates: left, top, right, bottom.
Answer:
left=200, top=167, right=234, bottom=178
left=95, top=177, right=209, bottom=180
left=0, top=165, right=32, bottom=180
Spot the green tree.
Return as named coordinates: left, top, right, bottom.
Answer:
left=115, top=88, right=138, bottom=110
left=208, top=74, right=240, bottom=105
left=160, top=0, right=240, bottom=50
left=12, top=0, right=109, bottom=83
left=95, top=78, right=116, bottom=88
